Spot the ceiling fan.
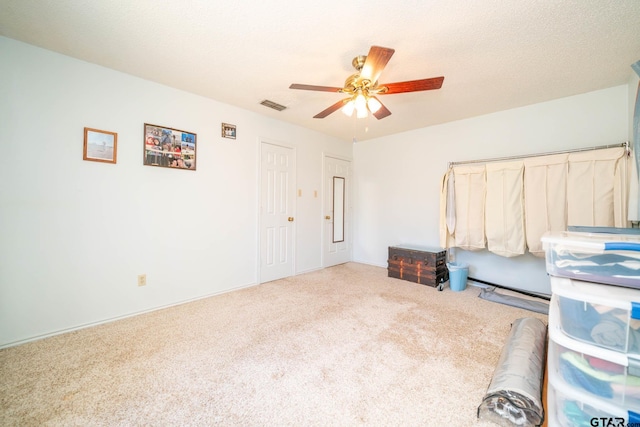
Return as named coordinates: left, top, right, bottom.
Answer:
left=290, top=45, right=444, bottom=120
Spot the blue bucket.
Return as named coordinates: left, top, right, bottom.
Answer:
left=447, top=262, right=468, bottom=292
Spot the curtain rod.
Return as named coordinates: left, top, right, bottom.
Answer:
left=448, top=141, right=630, bottom=168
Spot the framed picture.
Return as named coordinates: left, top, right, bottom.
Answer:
left=83, top=127, right=117, bottom=164
left=144, top=123, right=196, bottom=170
left=222, top=123, right=236, bottom=139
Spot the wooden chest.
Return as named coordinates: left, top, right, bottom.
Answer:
left=387, top=245, right=449, bottom=288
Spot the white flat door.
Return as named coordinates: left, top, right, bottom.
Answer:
left=323, top=156, right=351, bottom=267
left=260, top=142, right=295, bottom=283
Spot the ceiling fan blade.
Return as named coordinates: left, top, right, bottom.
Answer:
left=379, top=76, right=444, bottom=94
left=313, top=99, right=347, bottom=119
left=290, top=84, right=342, bottom=93
left=372, top=98, right=392, bottom=120
left=360, top=46, right=395, bottom=84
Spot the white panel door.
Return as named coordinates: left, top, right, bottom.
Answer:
left=260, top=142, right=295, bottom=283
left=323, top=156, right=351, bottom=267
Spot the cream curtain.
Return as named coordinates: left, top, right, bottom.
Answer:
left=523, top=154, right=568, bottom=257
left=485, top=161, right=526, bottom=257
left=567, top=147, right=626, bottom=227
left=452, top=165, right=486, bottom=251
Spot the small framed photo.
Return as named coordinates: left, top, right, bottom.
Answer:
left=222, top=123, right=236, bottom=139
left=84, top=127, right=117, bottom=164
left=144, top=123, right=197, bottom=171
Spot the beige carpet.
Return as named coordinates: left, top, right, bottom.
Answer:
left=0, top=263, right=548, bottom=426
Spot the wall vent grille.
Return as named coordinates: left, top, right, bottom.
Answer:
left=260, top=99, right=287, bottom=111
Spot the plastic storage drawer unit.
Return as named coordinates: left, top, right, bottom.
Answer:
left=549, top=304, right=640, bottom=412
left=541, top=231, right=640, bottom=288
left=548, top=373, right=640, bottom=426
left=550, top=276, right=640, bottom=356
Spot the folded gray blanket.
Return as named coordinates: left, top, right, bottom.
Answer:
left=590, top=315, right=640, bottom=363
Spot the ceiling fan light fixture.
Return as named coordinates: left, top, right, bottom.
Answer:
left=342, top=100, right=355, bottom=116
left=354, top=90, right=368, bottom=118
left=367, top=97, right=382, bottom=113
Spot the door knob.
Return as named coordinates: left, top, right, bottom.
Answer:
left=288, top=217, right=294, bottom=222
left=325, top=215, right=331, bottom=220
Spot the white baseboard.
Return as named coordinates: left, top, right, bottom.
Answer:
left=1, top=281, right=259, bottom=350
left=351, top=258, right=387, bottom=269
left=294, top=266, right=323, bottom=275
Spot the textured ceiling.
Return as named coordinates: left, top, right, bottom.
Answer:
left=1, top=0, right=640, bottom=142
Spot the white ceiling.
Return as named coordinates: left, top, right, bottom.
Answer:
left=2, top=0, right=640, bottom=142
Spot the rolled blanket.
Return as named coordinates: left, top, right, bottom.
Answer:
left=477, top=318, right=547, bottom=427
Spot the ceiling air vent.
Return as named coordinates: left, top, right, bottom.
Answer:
left=260, top=99, right=287, bottom=112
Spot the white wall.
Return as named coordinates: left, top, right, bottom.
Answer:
left=629, top=72, right=639, bottom=221
left=353, top=85, right=630, bottom=295
left=630, top=72, right=639, bottom=141
left=0, top=37, right=351, bottom=347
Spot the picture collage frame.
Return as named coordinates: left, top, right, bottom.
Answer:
left=144, top=123, right=197, bottom=170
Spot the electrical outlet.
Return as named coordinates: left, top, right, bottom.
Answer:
left=137, top=274, right=146, bottom=286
